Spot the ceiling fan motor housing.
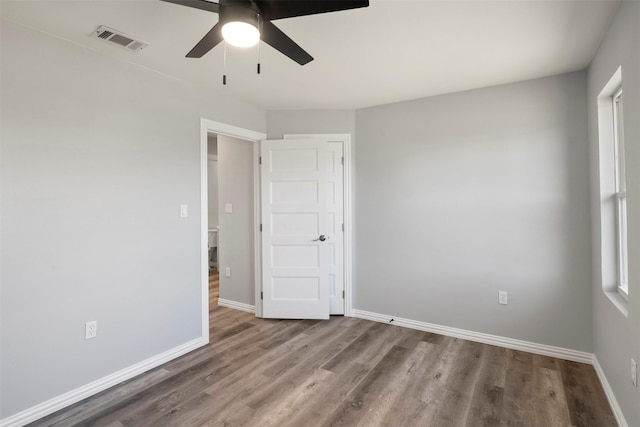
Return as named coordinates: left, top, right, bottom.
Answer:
left=220, top=2, right=261, bottom=27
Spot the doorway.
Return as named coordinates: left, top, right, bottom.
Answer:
left=207, top=136, right=219, bottom=317
left=199, top=120, right=265, bottom=344
left=216, top=134, right=257, bottom=313
left=199, top=121, right=352, bottom=342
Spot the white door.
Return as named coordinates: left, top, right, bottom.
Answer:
left=261, top=139, right=330, bottom=319
left=285, top=135, right=346, bottom=315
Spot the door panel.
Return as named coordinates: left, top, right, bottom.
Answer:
left=261, top=139, right=330, bottom=319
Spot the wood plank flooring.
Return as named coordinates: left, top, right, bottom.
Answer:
left=29, top=270, right=616, bottom=426
left=209, top=268, right=219, bottom=307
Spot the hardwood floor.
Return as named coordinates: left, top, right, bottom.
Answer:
left=29, top=271, right=616, bottom=427
left=209, top=268, right=219, bottom=306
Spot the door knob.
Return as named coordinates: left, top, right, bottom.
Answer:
left=313, top=235, right=327, bottom=242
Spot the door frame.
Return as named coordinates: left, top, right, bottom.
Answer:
left=200, top=119, right=266, bottom=343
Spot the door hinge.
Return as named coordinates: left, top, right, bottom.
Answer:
left=260, top=224, right=262, bottom=232
left=260, top=291, right=264, bottom=300
left=341, top=156, right=344, bottom=166
left=342, top=290, right=345, bottom=299
left=259, top=156, right=262, bottom=165
left=341, top=223, right=344, bottom=232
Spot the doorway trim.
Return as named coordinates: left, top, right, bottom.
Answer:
left=200, top=119, right=266, bottom=343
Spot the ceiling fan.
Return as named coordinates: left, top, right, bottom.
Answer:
left=160, top=0, right=369, bottom=66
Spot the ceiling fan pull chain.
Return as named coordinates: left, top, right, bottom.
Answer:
left=257, top=44, right=261, bottom=74
left=223, top=41, right=227, bottom=85
left=257, top=17, right=261, bottom=75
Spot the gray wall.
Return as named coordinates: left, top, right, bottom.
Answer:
left=207, top=159, right=219, bottom=229
left=207, top=136, right=219, bottom=230
left=207, top=134, right=218, bottom=156
left=587, top=1, right=640, bottom=425
left=266, top=110, right=356, bottom=139
left=354, top=72, right=593, bottom=352
left=217, top=135, right=255, bottom=305
left=0, top=21, right=265, bottom=418
left=208, top=135, right=219, bottom=230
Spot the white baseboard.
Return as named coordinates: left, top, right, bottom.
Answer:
left=593, top=357, right=628, bottom=427
left=218, top=298, right=256, bottom=314
left=351, top=309, right=593, bottom=364
left=0, top=338, right=205, bottom=427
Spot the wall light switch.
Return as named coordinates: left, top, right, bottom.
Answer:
left=180, top=204, right=188, bottom=218
left=225, top=267, right=231, bottom=277
left=225, top=203, right=233, bottom=213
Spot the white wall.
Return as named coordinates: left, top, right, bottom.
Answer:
left=0, top=21, right=265, bottom=419
left=354, top=72, right=593, bottom=352
left=217, top=136, right=255, bottom=305
left=587, top=1, right=640, bottom=425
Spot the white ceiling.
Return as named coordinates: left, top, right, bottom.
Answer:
left=1, top=0, right=620, bottom=110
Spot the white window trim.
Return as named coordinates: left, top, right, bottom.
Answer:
left=597, top=66, right=628, bottom=314
left=612, top=88, right=628, bottom=299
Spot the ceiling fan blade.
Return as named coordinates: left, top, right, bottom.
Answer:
left=159, top=0, right=219, bottom=13
left=186, top=23, right=223, bottom=57
left=256, top=0, right=368, bottom=20
left=260, top=20, right=313, bottom=65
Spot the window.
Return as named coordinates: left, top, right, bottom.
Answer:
left=597, top=67, right=628, bottom=312
left=613, top=88, right=628, bottom=298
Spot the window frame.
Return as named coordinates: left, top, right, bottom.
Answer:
left=612, top=87, right=628, bottom=299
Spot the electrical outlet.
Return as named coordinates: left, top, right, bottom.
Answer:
left=498, top=291, right=508, bottom=305
left=85, top=320, right=97, bottom=340
left=225, top=267, right=231, bottom=277
left=632, top=358, right=637, bottom=387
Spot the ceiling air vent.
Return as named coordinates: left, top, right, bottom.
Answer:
left=92, top=26, right=148, bottom=52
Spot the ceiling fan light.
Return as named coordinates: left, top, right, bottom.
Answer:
left=222, top=21, right=260, bottom=48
